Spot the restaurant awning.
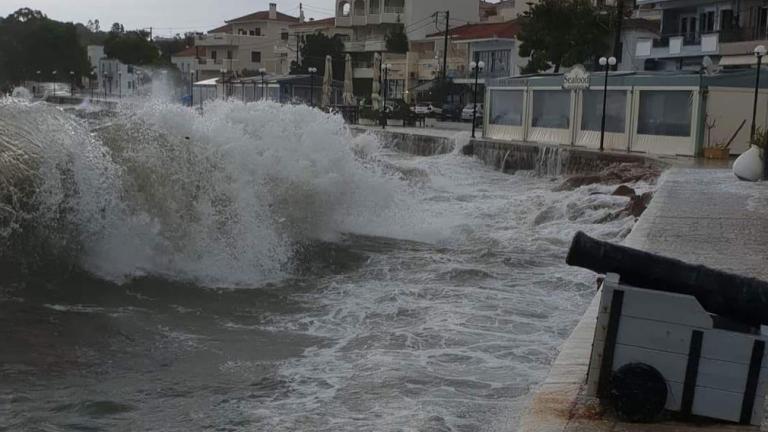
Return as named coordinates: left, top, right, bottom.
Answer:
left=719, top=55, right=757, bottom=66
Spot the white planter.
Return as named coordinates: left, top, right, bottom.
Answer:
left=425, top=117, right=437, bottom=128
left=387, top=119, right=403, bottom=127
left=359, top=118, right=376, bottom=126
left=733, top=145, right=764, bottom=181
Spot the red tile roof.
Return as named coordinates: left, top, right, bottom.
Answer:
left=173, top=46, right=207, bottom=57
left=226, top=10, right=299, bottom=24
left=208, top=24, right=232, bottom=34
left=428, top=20, right=521, bottom=41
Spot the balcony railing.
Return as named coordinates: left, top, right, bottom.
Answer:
left=383, top=6, right=404, bottom=13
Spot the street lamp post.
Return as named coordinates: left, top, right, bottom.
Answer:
left=35, top=70, right=40, bottom=97
left=90, top=72, right=95, bottom=100
left=259, top=68, right=267, bottom=101
left=220, top=68, right=227, bottom=100
left=308, top=67, right=318, bottom=106
left=470, top=60, right=485, bottom=139
left=382, top=63, right=391, bottom=129
left=190, top=71, right=195, bottom=107
left=118, top=71, right=122, bottom=99
left=598, top=56, right=617, bottom=152
left=751, top=46, right=766, bottom=168
left=69, top=71, right=74, bottom=97
left=52, top=70, right=57, bottom=97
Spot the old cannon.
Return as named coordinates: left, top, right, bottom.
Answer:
left=567, top=231, right=768, bottom=425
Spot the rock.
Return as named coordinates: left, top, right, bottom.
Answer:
left=554, top=163, right=662, bottom=191
left=596, top=191, right=654, bottom=224
left=611, top=185, right=637, bottom=198
left=625, top=191, right=654, bottom=217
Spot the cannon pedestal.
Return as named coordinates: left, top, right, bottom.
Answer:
left=587, top=273, right=768, bottom=425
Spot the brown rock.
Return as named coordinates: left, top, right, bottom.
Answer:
left=611, top=185, right=636, bottom=198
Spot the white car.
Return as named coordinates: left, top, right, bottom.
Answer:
left=462, top=103, right=483, bottom=121
left=412, top=103, right=438, bottom=115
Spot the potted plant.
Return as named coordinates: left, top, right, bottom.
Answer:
left=733, top=126, right=766, bottom=181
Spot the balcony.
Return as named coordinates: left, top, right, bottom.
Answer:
left=195, top=34, right=260, bottom=47
left=636, top=32, right=719, bottom=59
left=351, top=15, right=366, bottom=25
left=343, top=39, right=387, bottom=52
left=336, top=16, right=351, bottom=27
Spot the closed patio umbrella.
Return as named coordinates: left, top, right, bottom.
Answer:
left=343, top=54, right=354, bottom=106
left=372, top=52, right=381, bottom=110
left=321, top=55, right=332, bottom=108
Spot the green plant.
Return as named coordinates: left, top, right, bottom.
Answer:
left=751, top=126, right=768, bottom=149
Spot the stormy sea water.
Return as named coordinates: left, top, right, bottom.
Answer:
left=0, top=97, right=648, bottom=432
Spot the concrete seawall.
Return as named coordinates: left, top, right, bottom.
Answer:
left=467, top=138, right=669, bottom=176
left=350, top=126, right=460, bottom=156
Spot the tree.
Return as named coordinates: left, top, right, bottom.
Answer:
left=518, top=0, right=609, bottom=73
left=110, top=22, right=125, bottom=34
left=385, top=25, right=408, bottom=54
left=0, top=8, right=90, bottom=87
left=290, top=33, right=345, bottom=81
left=155, top=33, right=196, bottom=64
left=104, top=29, right=160, bottom=65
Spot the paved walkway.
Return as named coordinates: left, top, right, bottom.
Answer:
left=520, top=168, right=768, bottom=432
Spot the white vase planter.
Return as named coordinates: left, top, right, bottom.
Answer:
left=733, top=145, right=764, bottom=181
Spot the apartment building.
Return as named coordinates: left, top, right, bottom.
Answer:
left=634, top=0, right=768, bottom=70
left=334, top=0, right=480, bottom=98
left=194, top=3, right=298, bottom=80
left=87, top=45, right=140, bottom=97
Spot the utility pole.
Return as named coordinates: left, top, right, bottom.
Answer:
left=442, top=10, right=450, bottom=81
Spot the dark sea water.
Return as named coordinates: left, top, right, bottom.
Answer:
left=0, top=98, right=643, bottom=431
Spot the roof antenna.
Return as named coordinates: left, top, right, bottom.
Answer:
left=299, top=3, right=305, bottom=23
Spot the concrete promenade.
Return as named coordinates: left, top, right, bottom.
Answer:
left=520, top=168, right=768, bottom=432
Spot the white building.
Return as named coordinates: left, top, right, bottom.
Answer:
left=194, top=3, right=298, bottom=80
left=334, top=0, right=480, bottom=98
left=87, top=45, right=140, bottom=97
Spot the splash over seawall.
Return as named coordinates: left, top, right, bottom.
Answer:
left=351, top=127, right=460, bottom=156
left=0, top=98, right=422, bottom=286
left=467, top=138, right=668, bottom=176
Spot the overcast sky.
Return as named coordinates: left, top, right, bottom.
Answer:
left=0, top=1, right=335, bottom=35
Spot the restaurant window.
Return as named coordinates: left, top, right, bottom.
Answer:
left=227, top=50, right=233, bottom=60
left=490, top=90, right=524, bottom=126
left=637, top=91, right=692, bottom=137
left=251, top=51, right=261, bottom=63
left=282, top=32, right=289, bottom=41
left=531, top=90, right=571, bottom=129
left=581, top=90, right=626, bottom=133
left=211, top=50, right=217, bottom=60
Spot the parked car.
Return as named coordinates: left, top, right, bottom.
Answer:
left=412, top=103, right=439, bottom=115
left=461, top=103, right=483, bottom=122
left=440, top=103, right=463, bottom=121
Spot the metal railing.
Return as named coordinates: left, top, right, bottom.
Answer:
left=651, top=27, right=768, bottom=48
left=383, top=6, right=404, bottom=13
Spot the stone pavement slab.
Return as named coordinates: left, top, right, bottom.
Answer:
left=519, top=168, right=768, bottom=432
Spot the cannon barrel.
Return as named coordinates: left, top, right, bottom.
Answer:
left=566, top=231, right=768, bottom=327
